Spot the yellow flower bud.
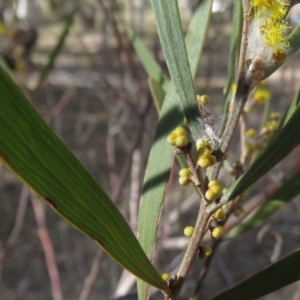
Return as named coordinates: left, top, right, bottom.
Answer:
left=208, top=180, right=219, bottom=188
left=174, top=127, right=186, bottom=136
left=167, top=134, right=177, bottom=146
left=162, top=273, right=170, bottom=281
left=199, top=246, right=212, bottom=259
left=214, top=209, right=226, bottom=222
left=245, top=128, right=256, bottom=138
left=211, top=226, right=224, bottom=240
left=179, top=176, right=190, bottom=186
left=175, top=136, right=188, bottom=147
left=200, top=148, right=212, bottom=158
left=253, top=88, right=271, bottom=105
left=198, top=157, right=210, bottom=168
left=270, top=112, right=280, bottom=120
left=179, top=168, right=191, bottom=177
left=205, top=189, right=217, bottom=202
left=197, top=94, right=210, bottom=106
left=184, top=226, right=194, bottom=237
left=210, top=185, right=221, bottom=196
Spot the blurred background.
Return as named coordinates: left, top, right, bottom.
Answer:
left=0, top=0, right=300, bottom=299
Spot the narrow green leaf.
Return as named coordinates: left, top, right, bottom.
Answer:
left=221, top=1, right=243, bottom=127
left=150, top=0, right=204, bottom=138
left=0, top=66, right=169, bottom=293
left=148, top=77, right=167, bottom=112
left=137, top=1, right=212, bottom=299
left=210, top=249, right=300, bottom=300
left=33, top=5, right=78, bottom=91
left=282, top=86, right=300, bottom=126
left=229, top=167, right=300, bottom=237
left=220, top=104, right=300, bottom=205
left=126, top=27, right=169, bottom=90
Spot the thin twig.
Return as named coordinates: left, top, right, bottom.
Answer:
left=78, top=250, right=103, bottom=300
left=31, top=195, right=63, bottom=300
left=171, top=200, right=210, bottom=299
left=112, top=97, right=152, bottom=203
left=6, top=186, right=30, bottom=248
left=208, top=0, right=251, bottom=181
left=0, top=185, right=29, bottom=290
left=129, top=148, right=141, bottom=232
left=239, top=114, right=247, bottom=164
left=190, top=239, right=222, bottom=300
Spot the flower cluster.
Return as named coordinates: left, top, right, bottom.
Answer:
left=244, top=111, right=280, bottom=156
left=261, top=112, right=280, bottom=134
left=167, top=127, right=188, bottom=147
left=178, top=168, right=192, bottom=186
left=196, top=139, right=217, bottom=168
left=205, top=180, right=222, bottom=202
left=246, top=0, right=291, bottom=84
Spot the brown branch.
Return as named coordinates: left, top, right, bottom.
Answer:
left=112, top=97, right=152, bottom=203
left=78, top=250, right=103, bottom=300
left=0, top=186, right=29, bottom=288
left=171, top=200, right=210, bottom=299
left=31, top=195, right=63, bottom=300
left=208, top=0, right=251, bottom=181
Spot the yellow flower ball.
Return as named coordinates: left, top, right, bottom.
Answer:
left=205, top=189, right=217, bottom=202
left=196, top=139, right=208, bottom=151
left=167, top=134, right=177, bottom=146
left=270, top=112, right=280, bottom=120
left=210, top=185, right=221, bottom=196
left=179, top=176, right=190, bottom=186
left=184, top=226, right=194, bottom=237
left=208, top=180, right=219, bottom=188
left=214, top=209, right=226, bottom=222
left=211, top=226, right=224, bottom=240
left=179, top=168, right=191, bottom=177
left=162, top=273, right=170, bottom=281
left=174, top=127, right=186, bottom=136
left=199, top=246, right=212, bottom=259
left=200, top=148, right=212, bottom=158
left=197, top=95, right=210, bottom=106
left=253, top=88, right=271, bottom=105
left=246, top=128, right=256, bottom=138
left=198, top=157, right=211, bottom=168
left=175, top=136, right=188, bottom=147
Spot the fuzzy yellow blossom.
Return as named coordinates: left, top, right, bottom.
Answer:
left=253, top=88, right=271, bottom=104
left=245, top=0, right=291, bottom=85
left=260, top=18, right=290, bottom=49
left=251, top=0, right=287, bottom=20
